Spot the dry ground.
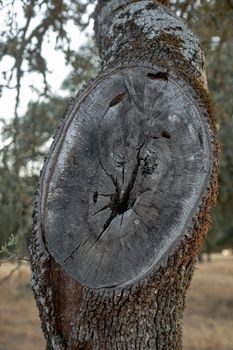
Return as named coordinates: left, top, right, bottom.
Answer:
left=0, top=256, right=232, bottom=350
left=183, top=255, right=233, bottom=350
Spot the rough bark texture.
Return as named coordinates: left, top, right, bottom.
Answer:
left=30, top=1, right=219, bottom=349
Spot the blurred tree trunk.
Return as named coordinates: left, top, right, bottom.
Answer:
left=30, top=1, right=219, bottom=349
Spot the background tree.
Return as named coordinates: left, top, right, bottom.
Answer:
left=0, top=0, right=97, bottom=249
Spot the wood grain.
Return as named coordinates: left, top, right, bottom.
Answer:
left=42, top=65, right=213, bottom=289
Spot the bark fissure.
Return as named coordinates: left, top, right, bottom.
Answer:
left=99, top=141, right=144, bottom=234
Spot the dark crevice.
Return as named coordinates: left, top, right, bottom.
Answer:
left=109, top=92, right=127, bottom=107
left=161, top=130, right=171, bottom=139
left=99, top=157, right=120, bottom=190
left=99, top=142, right=145, bottom=235
left=93, top=191, right=98, bottom=204
left=92, top=191, right=113, bottom=204
left=198, top=129, right=204, bottom=148
left=92, top=204, right=109, bottom=216
left=152, top=131, right=171, bottom=140
left=142, top=155, right=158, bottom=176
left=147, top=72, right=168, bottom=81
left=99, top=106, right=109, bottom=125
left=63, top=234, right=92, bottom=263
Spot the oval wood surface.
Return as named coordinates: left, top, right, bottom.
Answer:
left=41, top=65, right=213, bottom=289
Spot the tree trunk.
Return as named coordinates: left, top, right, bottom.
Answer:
left=30, top=1, right=219, bottom=349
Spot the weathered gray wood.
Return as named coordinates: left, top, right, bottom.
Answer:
left=43, top=65, right=213, bottom=289
left=30, top=1, right=219, bottom=349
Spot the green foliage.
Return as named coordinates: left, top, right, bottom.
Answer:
left=0, top=233, right=27, bottom=264
left=0, top=95, right=71, bottom=247
left=0, top=0, right=97, bottom=253
left=0, top=0, right=96, bottom=99
left=180, top=0, right=233, bottom=250
left=0, top=234, right=19, bottom=255
left=62, top=39, right=100, bottom=93
left=0, top=166, right=36, bottom=247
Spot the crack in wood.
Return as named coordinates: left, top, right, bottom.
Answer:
left=91, top=191, right=113, bottom=204
left=198, top=128, right=204, bottom=148
left=63, top=234, right=92, bottom=264
left=99, top=91, right=127, bottom=126
left=152, top=131, right=171, bottom=140
left=97, top=141, right=145, bottom=235
left=147, top=71, right=168, bottom=81
left=109, top=92, right=127, bottom=107
left=42, top=65, right=215, bottom=290
left=161, top=130, right=171, bottom=139
left=98, top=156, right=120, bottom=190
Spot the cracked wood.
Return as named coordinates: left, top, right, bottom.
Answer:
left=43, top=65, right=213, bottom=289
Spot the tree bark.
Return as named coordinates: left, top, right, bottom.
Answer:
left=30, top=1, right=219, bottom=349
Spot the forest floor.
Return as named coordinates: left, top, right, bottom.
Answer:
left=0, top=255, right=232, bottom=350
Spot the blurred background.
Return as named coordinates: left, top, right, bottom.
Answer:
left=0, top=0, right=232, bottom=349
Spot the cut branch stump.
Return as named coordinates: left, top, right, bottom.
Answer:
left=30, top=1, right=219, bottom=349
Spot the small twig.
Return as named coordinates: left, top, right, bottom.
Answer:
left=0, top=261, right=22, bottom=285
left=0, top=257, right=30, bottom=264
